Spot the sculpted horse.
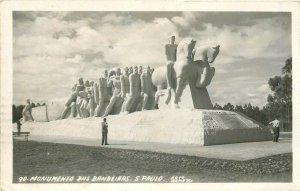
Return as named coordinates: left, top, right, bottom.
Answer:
left=152, top=38, right=220, bottom=109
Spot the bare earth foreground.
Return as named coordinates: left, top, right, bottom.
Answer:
left=13, top=140, right=292, bottom=183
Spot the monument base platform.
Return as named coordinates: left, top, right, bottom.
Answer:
left=21, top=109, right=272, bottom=146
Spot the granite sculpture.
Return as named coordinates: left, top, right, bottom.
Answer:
left=140, top=66, right=156, bottom=110
left=103, top=68, right=122, bottom=117
left=75, top=78, right=85, bottom=117
left=120, top=67, right=130, bottom=113
left=152, top=38, right=220, bottom=109
left=22, top=99, right=34, bottom=122
left=123, top=66, right=141, bottom=114
left=94, top=70, right=110, bottom=117
left=59, top=37, right=220, bottom=119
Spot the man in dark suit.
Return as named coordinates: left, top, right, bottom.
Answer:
left=16, top=120, right=21, bottom=136
left=101, top=118, right=108, bottom=145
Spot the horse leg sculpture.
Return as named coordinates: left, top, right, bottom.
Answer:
left=206, top=67, right=215, bottom=86
left=196, top=67, right=215, bottom=88
left=173, top=77, right=188, bottom=109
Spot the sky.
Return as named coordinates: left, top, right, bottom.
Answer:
left=13, top=11, right=291, bottom=107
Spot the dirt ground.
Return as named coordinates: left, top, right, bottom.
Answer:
left=13, top=140, right=292, bottom=183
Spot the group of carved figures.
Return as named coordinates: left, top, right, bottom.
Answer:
left=20, top=36, right=220, bottom=121
left=61, top=36, right=220, bottom=119
left=60, top=65, right=157, bottom=119
left=17, top=36, right=220, bottom=121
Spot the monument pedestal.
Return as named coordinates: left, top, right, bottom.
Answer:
left=22, top=109, right=272, bottom=146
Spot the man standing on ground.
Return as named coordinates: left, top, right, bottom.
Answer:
left=17, top=120, right=21, bottom=136
left=101, top=118, right=108, bottom=145
left=269, top=116, right=280, bottom=142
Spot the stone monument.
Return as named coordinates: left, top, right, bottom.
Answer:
left=27, top=37, right=272, bottom=146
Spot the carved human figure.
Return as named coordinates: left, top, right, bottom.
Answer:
left=94, top=70, right=109, bottom=116
left=93, top=79, right=100, bottom=108
left=120, top=67, right=130, bottom=112
left=79, top=80, right=91, bottom=117
left=134, top=66, right=143, bottom=111
left=87, top=81, right=95, bottom=117
left=128, top=66, right=133, bottom=75
left=138, top=66, right=143, bottom=75
left=103, top=68, right=122, bottom=117
left=141, top=66, right=155, bottom=110
left=75, top=78, right=85, bottom=117
left=84, top=80, right=90, bottom=88
left=79, top=90, right=89, bottom=118
left=124, top=66, right=141, bottom=113
left=164, top=35, right=178, bottom=104
left=61, top=84, right=77, bottom=119
left=22, top=99, right=34, bottom=121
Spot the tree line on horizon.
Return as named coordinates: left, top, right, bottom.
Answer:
left=12, top=58, right=292, bottom=131
left=213, top=57, right=292, bottom=132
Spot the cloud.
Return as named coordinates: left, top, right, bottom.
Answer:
left=13, top=12, right=291, bottom=107
left=66, top=54, right=83, bottom=63
left=171, top=12, right=199, bottom=27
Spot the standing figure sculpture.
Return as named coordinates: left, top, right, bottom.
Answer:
left=103, top=68, right=122, bottom=117
left=75, top=78, right=85, bottom=117
left=134, top=66, right=143, bottom=111
left=120, top=67, right=130, bottom=113
left=164, top=35, right=178, bottom=104
left=138, top=66, right=143, bottom=76
left=141, top=66, right=156, bottom=110
left=95, top=70, right=110, bottom=117
left=87, top=81, right=95, bottom=117
left=22, top=99, right=34, bottom=122
left=80, top=80, right=91, bottom=117
left=124, top=66, right=141, bottom=114
left=60, top=84, right=78, bottom=119
left=128, top=66, right=133, bottom=75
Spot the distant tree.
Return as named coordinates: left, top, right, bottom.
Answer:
left=13, top=104, right=25, bottom=123
left=282, top=57, right=292, bottom=76
left=211, top=59, right=291, bottom=130
left=213, top=103, right=223, bottom=110
left=223, top=102, right=234, bottom=111
left=265, top=57, right=292, bottom=131
left=12, top=105, right=17, bottom=123
left=234, top=105, right=244, bottom=113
